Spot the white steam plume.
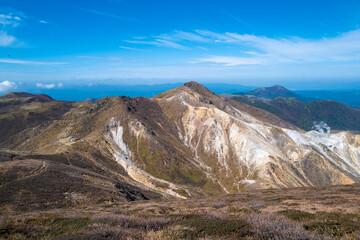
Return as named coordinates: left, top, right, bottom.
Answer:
left=312, top=121, right=331, bottom=135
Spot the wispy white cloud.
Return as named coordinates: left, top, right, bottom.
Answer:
left=124, top=30, right=213, bottom=49
left=0, top=58, right=67, bottom=65
left=119, top=45, right=144, bottom=51
left=76, top=56, right=122, bottom=61
left=39, top=20, right=48, bottom=24
left=0, top=8, right=26, bottom=47
left=0, top=13, right=22, bottom=27
left=224, top=30, right=360, bottom=62
left=80, top=8, right=136, bottom=21
left=0, top=32, right=16, bottom=46
left=194, top=30, right=235, bottom=43
left=0, top=80, right=17, bottom=93
left=157, top=30, right=209, bottom=42
left=36, top=83, right=63, bottom=89
left=124, top=39, right=186, bottom=49
left=194, top=56, right=262, bottom=66
left=125, top=28, right=360, bottom=65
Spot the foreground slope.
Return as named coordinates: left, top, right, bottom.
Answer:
left=1, top=183, right=360, bottom=239
left=1, top=82, right=360, bottom=202
left=0, top=150, right=160, bottom=211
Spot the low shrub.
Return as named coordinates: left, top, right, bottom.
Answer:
left=245, top=213, right=324, bottom=240
left=179, top=214, right=251, bottom=238
left=65, top=224, right=136, bottom=240
left=0, top=218, right=50, bottom=239
left=278, top=210, right=316, bottom=221
left=92, top=214, right=176, bottom=232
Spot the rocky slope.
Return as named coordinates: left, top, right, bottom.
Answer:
left=1, top=82, right=360, bottom=204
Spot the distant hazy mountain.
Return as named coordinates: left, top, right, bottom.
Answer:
left=230, top=95, right=360, bottom=131
left=294, top=90, right=360, bottom=108
left=226, top=85, right=360, bottom=131
left=233, top=85, right=314, bottom=102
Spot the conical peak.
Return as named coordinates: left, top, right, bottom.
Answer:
left=183, top=81, right=215, bottom=96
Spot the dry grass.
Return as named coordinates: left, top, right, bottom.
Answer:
left=0, top=210, right=333, bottom=239
left=92, top=214, right=177, bottom=232
left=245, top=213, right=326, bottom=240
left=2, top=184, right=360, bottom=239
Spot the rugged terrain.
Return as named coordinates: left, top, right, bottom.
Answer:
left=0, top=81, right=360, bottom=208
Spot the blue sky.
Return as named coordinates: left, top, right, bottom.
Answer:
left=1, top=0, right=360, bottom=93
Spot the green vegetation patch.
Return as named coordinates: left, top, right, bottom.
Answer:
left=0, top=217, right=92, bottom=239
left=51, top=217, right=91, bottom=236
left=228, top=207, right=255, bottom=214
left=179, top=214, right=251, bottom=238
left=305, top=213, right=360, bottom=237
left=278, top=210, right=316, bottom=221
left=279, top=210, right=360, bottom=238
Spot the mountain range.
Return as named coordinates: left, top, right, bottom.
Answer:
left=226, top=85, right=360, bottom=132
left=0, top=82, right=360, bottom=210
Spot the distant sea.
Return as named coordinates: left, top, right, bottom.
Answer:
left=22, top=83, right=256, bottom=102
left=13, top=82, right=360, bottom=109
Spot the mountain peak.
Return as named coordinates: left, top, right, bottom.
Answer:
left=247, top=85, right=300, bottom=100
left=271, top=85, right=288, bottom=90
left=184, top=81, right=207, bottom=90
left=183, top=81, right=215, bottom=96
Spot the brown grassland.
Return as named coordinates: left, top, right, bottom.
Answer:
left=1, top=184, right=360, bottom=239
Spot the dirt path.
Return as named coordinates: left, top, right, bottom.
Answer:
left=0, top=160, right=48, bottom=188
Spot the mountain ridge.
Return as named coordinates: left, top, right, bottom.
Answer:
left=1, top=81, right=360, bottom=209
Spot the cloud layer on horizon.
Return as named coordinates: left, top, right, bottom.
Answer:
left=0, top=80, right=17, bottom=93
left=36, top=83, right=63, bottom=89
